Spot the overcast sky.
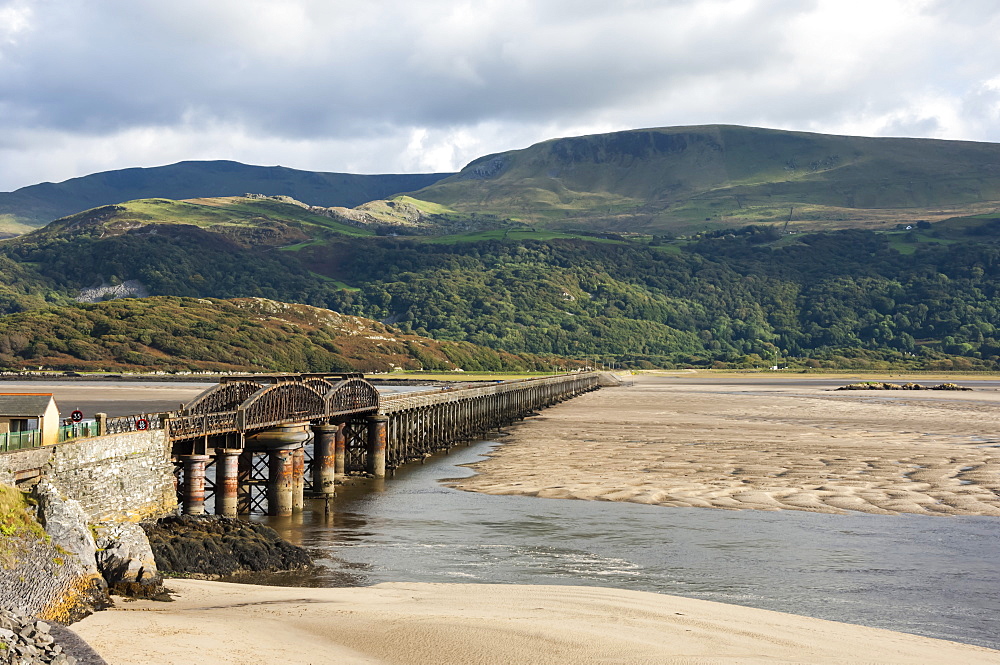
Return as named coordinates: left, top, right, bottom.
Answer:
left=1, top=0, right=999, bottom=191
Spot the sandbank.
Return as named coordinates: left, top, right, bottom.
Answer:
left=73, top=579, right=1000, bottom=664
left=450, top=374, right=1000, bottom=515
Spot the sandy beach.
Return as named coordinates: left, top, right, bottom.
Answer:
left=73, top=578, right=1000, bottom=664
left=450, top=374, right=1000, bottom=516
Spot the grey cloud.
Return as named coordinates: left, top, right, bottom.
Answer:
left=1, top=0, right=999, bottom=190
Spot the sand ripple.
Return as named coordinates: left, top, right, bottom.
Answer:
left=449, top=375, right=1000, bottom=516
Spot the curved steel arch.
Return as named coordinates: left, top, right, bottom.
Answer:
left=304, top=377, right=337, bottom=394
left=183, top=380, right=264, bottom=414
left=236, top=383, right=328, bottom=432
left=326, top=378, right=380, bottom=417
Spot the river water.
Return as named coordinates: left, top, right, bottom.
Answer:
left=259, top=436, right=1000, bottom=651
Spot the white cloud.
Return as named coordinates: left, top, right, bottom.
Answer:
left=1, top=0, right=1000, bottom=190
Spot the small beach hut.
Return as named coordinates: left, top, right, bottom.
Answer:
left=0, top=393, right=61, bottom=446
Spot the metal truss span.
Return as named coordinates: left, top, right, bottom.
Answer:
left=169, top=373, right=379, bottom=443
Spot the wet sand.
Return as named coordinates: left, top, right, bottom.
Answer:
left=450, top=374, right=1000, bottom=516
left=74, top=579, right=1000, bottom=665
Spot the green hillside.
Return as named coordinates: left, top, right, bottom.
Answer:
left=409, top=125, right=1000, bottom=233
left=38, top=196, right=373, bottom=247
left=0, top=160, right=452, bottom=233
left=0, top=209, right=1000, bottom=370
left=0, top=296, right=574, bottom=373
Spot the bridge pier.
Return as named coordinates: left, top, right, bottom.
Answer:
left=214, top=448, right=241, bottom=517
left=181, top=454, right=210, bottom=515
left=312, top=424, right=339, bottom=495
left=367, top=415, right=388, bottom=478
left=335, top=423, right=346, bottom=477
left=267, top=449, right=295, bottom=517
left=247, top=424, right=311, bottom=517
left=292, top=447, right=305, bottom=512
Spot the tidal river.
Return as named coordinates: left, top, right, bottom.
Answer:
left=259, top=436, right=1000, bottom=651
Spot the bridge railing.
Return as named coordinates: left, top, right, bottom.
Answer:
left=380, top=372, right=599, bottom=413
left=103, top=413, right=166, bottom=435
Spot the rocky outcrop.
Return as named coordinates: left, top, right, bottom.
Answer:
left=142, top=515, right=312, bottom=578
left=74, top=280, right=149, bottom=304
left=33, top=485, right=98, bottom=579
left=1, top=484, right=107, bottom=625
left=93, top=524, right=164, bottom=599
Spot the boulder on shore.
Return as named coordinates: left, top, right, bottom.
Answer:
left=94, top=523, right=165, bottom=599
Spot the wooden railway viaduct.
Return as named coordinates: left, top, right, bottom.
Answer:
left=160, top=372, right=603, bottom=516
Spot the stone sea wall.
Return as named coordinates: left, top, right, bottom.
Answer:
left=0, top=432, right=177, bottom=523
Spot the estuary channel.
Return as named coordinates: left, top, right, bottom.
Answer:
left=259, top=436, right=1000, bottom=651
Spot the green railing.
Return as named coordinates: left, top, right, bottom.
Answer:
left=58, top=422, right=101, bottom=443
left=0, top=429, right=42, bottom=453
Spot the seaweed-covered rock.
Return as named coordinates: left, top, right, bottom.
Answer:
left=836, top=381, right=972, bottom=391
left=94, top=524, right=164, bottom=599
left=141, top=515, right=312, bottom=578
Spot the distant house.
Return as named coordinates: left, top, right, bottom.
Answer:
left=0, top=393, right=61, bottom=446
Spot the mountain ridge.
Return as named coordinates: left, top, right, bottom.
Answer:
left=0, top=160, right=453, bottom=233
left=411, top=124, right=1000, bottom=233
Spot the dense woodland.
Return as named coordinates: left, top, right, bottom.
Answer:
left=0, top=296, right=571, bottom=373
left=4, top=216, right=1000, bottom=371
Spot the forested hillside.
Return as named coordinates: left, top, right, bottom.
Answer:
left=5, top=205, right=1000, bottom=371
left=0, top=297, right=572, bottom=373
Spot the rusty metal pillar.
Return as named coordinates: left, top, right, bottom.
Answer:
left=334, top=423, right=346, bottom=476
left=247, top=424, right=310, bottom=516
left=366, top=415, right=388, bottom=478
left=292, top=447, right=305, bottom=512
left=312, top=424, right=339, bottom=495
left=181, top=454, right=210, bottom=515
left=214, top=448, right=240, bottom=517
left=267, top=449, right=295, bottom=517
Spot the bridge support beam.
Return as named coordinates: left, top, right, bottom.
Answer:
left=292, top=447, right=305, bottom=512
left=312, top=424, right=339, bottom=494
left=237, top=451, right=253, bottom=515
left=334, top=423, right=346, bottom=477
left=181, top=454, right=210, bottom=515
left=214, top=448, right=241, bottom=517
left=267, top=449, right=295, bottom=517
left=367, top=415, right=388, bottom=478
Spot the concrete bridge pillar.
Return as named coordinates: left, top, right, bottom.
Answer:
left=367, top=415, right=388, bottom=478
left=247, top=424, right=311, bottom=517
left=181, top=454, right=210, bottom=515
left=214, top=448, right=241, bottom=517
left=312, top=424, right=339, bottom=495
